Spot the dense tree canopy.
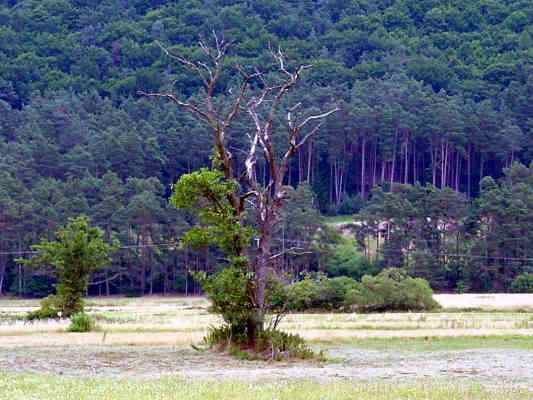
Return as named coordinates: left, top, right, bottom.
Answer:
left=0, top=0, right=532, bottom=296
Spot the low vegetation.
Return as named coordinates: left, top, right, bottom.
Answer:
left=512, top=273, right=533, bottom=293
left=319, top=335, right=533, bottom=351
left=286, top=268, right=439, bottom=313
left=0, top=374, right=530, bottom=400
left=67, top=313, right=96, bottom=333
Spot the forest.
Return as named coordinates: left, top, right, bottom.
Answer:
left=1, top=0, right=533, bottom=296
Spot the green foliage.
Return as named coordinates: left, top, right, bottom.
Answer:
left=286, top=269, right=438, bottom=313
left=325, top=243, right=379, bottom=281
left=20, top=216, right=116, bottom=317
left=1, top=0, right=533, bottom=299
left=67, top=312, right=95, bottom=332
left=285, top=276, right=321, bottom=311
left=26, top=295, right=63, bottom=321
left=351, top=269, right=440, bottom=312
left=170, top=168, right=253, bottom=256
left=510, top=273, right=533, bottom=293
left=194, top=267, right=255, bottom=342
left=194, top=266, right=288, bottom=344
left=202, top=324, right=315, bottom=360
left=21, top=275, right=56, bottom=298
left=336, top=195, right=364, bottom=215
left=286, top=274, right=360, bottom=311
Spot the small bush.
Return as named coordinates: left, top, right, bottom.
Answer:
left=257, top=329, right=316, bottom=360
left=67, top=312, right=95, bottom=332
left=202, top=324, right=316, bottom=360
left=511, top=273, right=533, bottom=293
left=286, top=276, right=321, bottom=311
left=26, top=295, right=62, bottom=321
left=285, top=269, right=439, bottom=313
left=286, top=274, right=361, bottom=311
left=349, top=268, right=440, bottom=312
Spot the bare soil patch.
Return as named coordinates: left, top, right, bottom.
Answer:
left=434, top=293, right=533, bottom=311
left=0, top=345, right=531, bottom=390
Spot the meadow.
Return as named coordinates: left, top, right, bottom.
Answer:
left=0, top=294, right=531, bottom=399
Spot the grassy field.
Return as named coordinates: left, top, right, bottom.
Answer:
left=0, top=374, right=530, bottom=400
left=1, top=295, right=532, bottom=338
left=319, top=335, right=533, bottom=351
left=0, top=294, right=531, bottom=398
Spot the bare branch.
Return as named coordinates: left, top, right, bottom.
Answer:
left=89, top=272, right=125, bottom=286
left=269, top=247, right=313, bottom=261
left=223, top=69, right=262, bottom=129
left=238, top=190, right=258, bottom=212
left=156, top=41, right=209, bottom=87
left=297, top=107, right=340, bottom=130
left=295, top=122, right=323, bottom=150
left=138, top=91, right=214, bottom=126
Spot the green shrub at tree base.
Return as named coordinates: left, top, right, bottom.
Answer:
left=203, top=324, right=316, bottom=361
left=192, top=265, right=322, bottom=360
left=67, top=312, right=95, bottom=332
left=26, top=295, right=63, bottom=321
left=511, top=273, right=533, bottom=293
left=194, top=266, right=256, bottom=344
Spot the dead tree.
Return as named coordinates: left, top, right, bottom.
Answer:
left=140, top=33, right=337, bottom=339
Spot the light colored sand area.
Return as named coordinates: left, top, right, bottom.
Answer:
left=435, top=293, right=533, bottom=310
left=0, top=344, right=532, bottom=390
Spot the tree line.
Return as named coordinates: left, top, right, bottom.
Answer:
left=0, top=0, right=532, bottom=295
left=355, top=162, right=533, bottom=293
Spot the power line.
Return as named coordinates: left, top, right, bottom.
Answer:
left=0, top=242, right=178, bottom=256
left=2, top=235, right=533, bottom=263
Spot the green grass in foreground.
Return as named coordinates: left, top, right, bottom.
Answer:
left=316, top=335, right=533, bottom=351
left=0, top=374, right=530, bottom=400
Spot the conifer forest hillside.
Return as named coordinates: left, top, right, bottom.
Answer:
left=1, top=0, right=533, bottom=295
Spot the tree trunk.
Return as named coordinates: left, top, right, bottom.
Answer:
left=391, top=128, right=398, bottom=186
left=467, top=144, right=472, bottom=198
left=372, top=139, right=377, bottom=188
left=404, top=138, right=409, bottom=184
left=0, top=263, right=5, bottom=296
left=361, top=136, right=366, bottom=199
left=479, top=155, right=485, bottom=191
left=455, top=151, right=460, bottom=192
left=307, top=140, right=312, bottom=183
left=251, top=208, right=274, bottom=344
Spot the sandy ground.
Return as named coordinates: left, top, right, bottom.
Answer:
left=434, top=294, right=533, bottom=310
left=0, top=294, right=531, bottom=391
left=0, top=345, right=531, bottom=390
